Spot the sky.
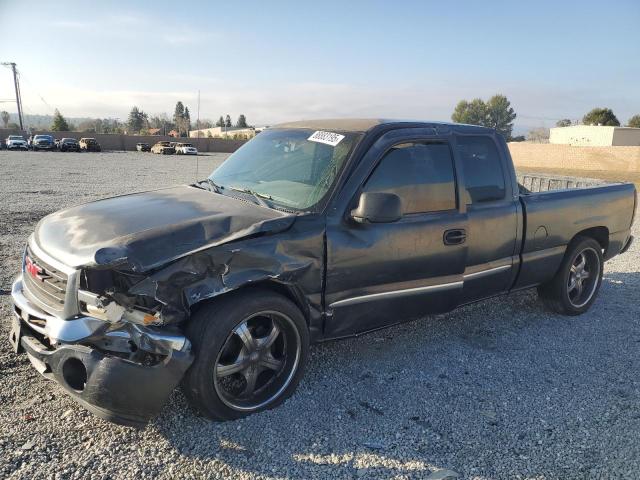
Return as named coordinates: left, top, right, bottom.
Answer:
left=1, top=0, right=639, bottom=133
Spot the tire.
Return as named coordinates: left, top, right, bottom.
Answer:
left=182, top=289, right=309, bottom=421
left=537, top=236, right=604, bottom=315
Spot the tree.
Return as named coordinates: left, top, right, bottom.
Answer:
left=195, top=119, right=213, bottom=129
left=51, top=109, right=70, bottom=131
left=556, top=118, right=572, bottom=127
left=225, top=115, right=232, bottom=128
left=527, top=127, right=550, bottom=143
left=451, top=94, right=517, bottom=139
left=1, top=111, right=9, bottom=128
left=485, top=94, right=517, bottom=139
left=183, top=107, right=191, bottom=135
left=173, top=101, right=185, bottom=124
left=100, top=118, right=124, bottom=134
left=451, top=98, right=487, bottom=126
left=582, top=108, right=620, bottom=126
left=127, top=106, right=147, bottom=133
left=627, top=115, right=640, bottom=128
left=236, top=114, right=248, bottom=128
left=216, top=116, right=224, bottom=127
left=77, top=119, right=96, bottom=132
left=173, top=101, right=186, bottom=135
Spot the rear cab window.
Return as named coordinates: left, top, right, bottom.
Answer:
left=456, top=136, right=506, bottom=204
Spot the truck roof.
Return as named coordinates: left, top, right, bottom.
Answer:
left=273, top=118, right=495, bottom=134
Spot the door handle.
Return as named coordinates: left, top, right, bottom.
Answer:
left=444, top=229, right=466, bottom=246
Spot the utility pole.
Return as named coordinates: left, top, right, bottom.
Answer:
left=1, top=62, right=24, bottom=130
left=196, top=90, right=201, bottom=181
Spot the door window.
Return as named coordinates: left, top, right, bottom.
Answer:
left=363, top=142, right=457, bottom=214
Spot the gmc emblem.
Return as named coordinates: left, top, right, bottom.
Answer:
left=25, top=256, right=44, bottom=280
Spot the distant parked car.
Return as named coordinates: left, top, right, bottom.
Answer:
left=5, top=135, right=28, bottom=150
left=175, top=142, right=198, bottom=155
left=31, top=135, right=56, bottom=151
left=79, top=138, right=101, bottom=152
left=151, top=141, right=175, bottom=154
left=136, top=143, right=151, bottom=152
left=59, top=138, right=81, bottom=152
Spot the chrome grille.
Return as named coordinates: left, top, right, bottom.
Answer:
left=23, top=246, right=68, bottom=311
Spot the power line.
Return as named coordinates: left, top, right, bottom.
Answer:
left=16, top=68, right=56, bottom=113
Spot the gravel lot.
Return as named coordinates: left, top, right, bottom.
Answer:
left=1, top=150, right=639, bottom=480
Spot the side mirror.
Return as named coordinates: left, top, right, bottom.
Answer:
left=351, top=192, right=402, bottom=224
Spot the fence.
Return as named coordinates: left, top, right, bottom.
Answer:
left=0, top=129, right=246, bottom=153
left=508, top=143, right=640, bottom=172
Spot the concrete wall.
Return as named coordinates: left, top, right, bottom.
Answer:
left=550, top=125, right=640, bottom=146
left=508, top=142, right=640, bottom=172
left=0, top=129, right=247, bottom=153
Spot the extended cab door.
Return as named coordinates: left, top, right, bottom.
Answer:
left=454, top=134, right=520, bottom=304
left=324, top=128, right=469, bottom=338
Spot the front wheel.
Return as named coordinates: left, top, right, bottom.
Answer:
left=182, top=289, right=309, bottom=421
left=537, top=236, right=604, bottom=315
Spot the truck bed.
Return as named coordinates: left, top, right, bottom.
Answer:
left=517, top=173, right=607, bottom=194
left=512, top=174, right=636, bottom=290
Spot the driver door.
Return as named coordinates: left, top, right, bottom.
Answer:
left=324, top=131, right=468, bottom=338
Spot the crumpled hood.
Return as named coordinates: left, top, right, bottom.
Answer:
left=34, top=185, right=295, bottom=271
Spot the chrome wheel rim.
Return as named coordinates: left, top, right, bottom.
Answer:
left=213, top=311, right=301, bottom=411
left=567, top=247, right=600, bottom=308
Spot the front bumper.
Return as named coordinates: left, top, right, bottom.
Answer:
left=7, top=144, right=28, bottom=150
left=10, top=276, right=194, bottom=427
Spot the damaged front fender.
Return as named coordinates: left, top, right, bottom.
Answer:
left=120, top=215, right=326, bottom=336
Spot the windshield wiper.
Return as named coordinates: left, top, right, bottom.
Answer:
left=206, top=178, right=224, bottom=194
left=227, top=186, right=272, bottom=208
left=195, top=178, right=224, bottom=194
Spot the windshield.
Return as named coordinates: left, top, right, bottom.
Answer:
left=8, top=135, right=23, bottom=140
left=209, top=128, right=360, bottom=210
left=34, top=135, right=52, bottom=141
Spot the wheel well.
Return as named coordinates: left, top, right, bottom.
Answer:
left=188, top=281, right=310, bottom=325
left=572, top=226, right=609, bottom=252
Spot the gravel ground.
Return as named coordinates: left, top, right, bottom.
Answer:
left=0, top=150, right=639, bottom=480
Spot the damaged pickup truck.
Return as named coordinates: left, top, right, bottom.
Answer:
left=9, top=119, right=637, bottom=426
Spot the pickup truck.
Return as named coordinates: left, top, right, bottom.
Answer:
left=9, top=119, right=636, bottom=426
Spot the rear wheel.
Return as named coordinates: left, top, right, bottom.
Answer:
left=537, top=236, right=604, bottom=315
left=182, top=290, right=309, bottom=421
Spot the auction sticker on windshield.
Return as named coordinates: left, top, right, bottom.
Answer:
left=308, top=130, right=345, bottom=147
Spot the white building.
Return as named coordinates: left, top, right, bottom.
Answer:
left=189, top=126, right=256, bottom=139
left=550, top=125, right=640, bottom=146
